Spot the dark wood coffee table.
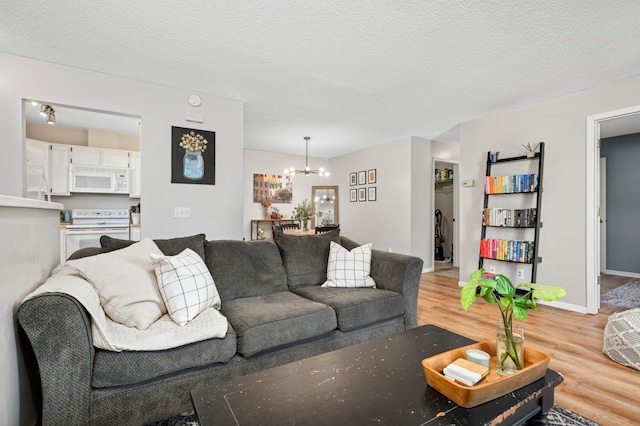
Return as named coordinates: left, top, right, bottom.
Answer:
left=191, top=324, right=562, bottom=425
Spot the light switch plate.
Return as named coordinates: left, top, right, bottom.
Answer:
left=462, top=179, right=474, bottom=187
left=174, top=207, right=190, bottom=218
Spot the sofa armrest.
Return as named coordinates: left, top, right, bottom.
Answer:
left=370, top=250, right=423, bottom=329
left=339, top=236, right=423, bottom=329
left=18, top=293, right=95, bottom=425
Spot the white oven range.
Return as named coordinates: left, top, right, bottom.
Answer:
left=63, top=208, right=130, bottom=262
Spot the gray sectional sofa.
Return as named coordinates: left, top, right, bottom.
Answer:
left=18, top=231, right=423, bottom=425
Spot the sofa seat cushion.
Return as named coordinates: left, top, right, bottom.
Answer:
left=91, top=326, right=237, bottom=388
left=292, top=286, right=405, bottom=331
left=205, top=240, right=288, bottom=301
left=222, top=292, right=337, bottom=356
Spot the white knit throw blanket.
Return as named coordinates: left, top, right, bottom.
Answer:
left=23, top=264, right=228, bottom=352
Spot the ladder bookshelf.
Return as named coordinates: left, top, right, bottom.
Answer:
left=479, top=143, right=545, bottom=282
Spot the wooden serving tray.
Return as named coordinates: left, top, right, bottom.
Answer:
left=422, top=340, right=550, bottom=408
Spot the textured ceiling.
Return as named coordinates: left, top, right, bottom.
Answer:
left=2, top=1, right=640, bottom=157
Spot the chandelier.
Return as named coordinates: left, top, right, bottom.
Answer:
left=284, top=137, right=329, bottom=176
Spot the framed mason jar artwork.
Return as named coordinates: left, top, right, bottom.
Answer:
left=171, top=126, right=216, bottom=185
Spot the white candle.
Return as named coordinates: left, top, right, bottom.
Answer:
left=466, top=349, right=491, bottom=368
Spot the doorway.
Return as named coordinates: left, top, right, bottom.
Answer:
left=433, top=159, right=459, bottom=277
left=586, top=105, right=640, bottom=314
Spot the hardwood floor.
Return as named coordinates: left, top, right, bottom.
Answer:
left=418, top=272, right=637, bottom=426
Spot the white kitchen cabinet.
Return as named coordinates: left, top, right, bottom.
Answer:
left=26, top=139, right=71, bottom=197
left=50, top=144, right=71, bottom=195
left=102, top=149, right=130, bottom=168
left=129, top=151, right=141, bottom=198
left=25, top=139, right=50, bottom=199
left=130, top=226, right=141, bottom=241
left=71, top=146, right=101, bottom=166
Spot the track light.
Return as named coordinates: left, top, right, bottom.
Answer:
left=40, top=104, right=55, bottom=125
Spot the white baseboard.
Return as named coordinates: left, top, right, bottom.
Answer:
left=423, top=267, right=434, bottom=273
left=603, top=269, right=640, bottom=279
left=456, top=280, right=589, bottom=314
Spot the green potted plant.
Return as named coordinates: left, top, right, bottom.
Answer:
left=292, top=198, right=313, bottom=231
left=461, top=268, right=567, bottom=375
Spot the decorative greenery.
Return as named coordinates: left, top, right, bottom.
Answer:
left=461, top=268, right=567, bottom=371
left=292, top=198, right=313, bottom=221
left=179, top=131, right=208, bottom=152
left=316, top=211, right=334, bottom=226
left=261, top=199, right=272, bottom=208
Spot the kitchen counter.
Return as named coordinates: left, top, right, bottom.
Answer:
left=0, top=194, right=62, bottom=211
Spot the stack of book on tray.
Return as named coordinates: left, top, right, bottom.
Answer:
left=443, top=358, right=489, bottom=386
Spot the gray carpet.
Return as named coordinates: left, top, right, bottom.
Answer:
left=153, top=404, right=601, bottom=425
left=601, top=280, right=640, bottom=309
left=433, top=266, right=459, bottom=279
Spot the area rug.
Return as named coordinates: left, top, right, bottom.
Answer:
left=433, top=266, right=459, bottom=279
left=152, top=405, right=601, bottom=425
left=601, top=280, right=640, bottom=309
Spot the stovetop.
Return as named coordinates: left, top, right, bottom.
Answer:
left=68, top=208, right=130, bottom=228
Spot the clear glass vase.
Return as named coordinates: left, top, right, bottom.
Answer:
left=496, top=321, right=524, bottom=376
left=183, top=150, right=204, bottom=180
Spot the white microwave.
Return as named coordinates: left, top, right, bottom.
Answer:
left=69, top=165, right=129, bottom=194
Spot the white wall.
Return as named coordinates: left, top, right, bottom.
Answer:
left=0, top=197, right=62, bottom=426
left=459, top=73, right=640, bottom=311
left=410, top=138, right=432, bottom=266
left=243, top=149, right=331, bottom=239
left=329, top=137, right=413, bottom=254
left=0, top=53, right=244, bottom=241
left=0, top=52, right=244, bottom=424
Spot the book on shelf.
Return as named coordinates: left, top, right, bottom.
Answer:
left=482, top=208, right=537, bottom=227
left=484, top=173, right=538, bottom=194
left=479, top=238, right=534, bottom=263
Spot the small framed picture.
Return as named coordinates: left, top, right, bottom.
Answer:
left=358, top=171, right=366, bottom=185
left=368, top=169, right=377, bottom=184
left=358, top=187, right=366, bottom=202
left=350, top=188, right=357, bottom=202
left=368, top=187, right=377, bottom=201
left=350, top=172, right=357, bottom=186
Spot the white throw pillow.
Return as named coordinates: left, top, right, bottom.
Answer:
left=66, top=238, right=167, bottom=330
left=150, top=248, right=221, bottom=326
left=322, top=241, right=376, bottom=288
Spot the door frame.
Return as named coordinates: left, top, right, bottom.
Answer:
left=432, top=157, right=460, bottom=269
left=586, top=104, right=640, bottom=314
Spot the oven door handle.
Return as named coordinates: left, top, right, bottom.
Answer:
left=66, top=228, right=129, bottom=235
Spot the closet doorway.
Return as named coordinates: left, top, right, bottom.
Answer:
left=433, top=160, right=459, bottom=274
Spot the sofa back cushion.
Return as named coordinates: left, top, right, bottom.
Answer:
left=274, top=229, right=340, bottom=289
left=205, top=240, right=288, bottom=301
left=100, top=234, right=207, bottom=261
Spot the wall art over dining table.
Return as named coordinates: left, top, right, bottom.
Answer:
left=171, top=126, right=216, bottom=185
left=252, top=174, right=293, bottom=203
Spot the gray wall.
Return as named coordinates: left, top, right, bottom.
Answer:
left=601, top=133, right=640, bottom=273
